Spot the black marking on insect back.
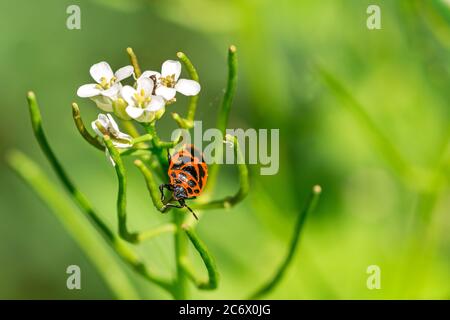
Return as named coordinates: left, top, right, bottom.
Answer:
left=198, top=164, right=205, bottom=180
left=182, top=165, right=198, bottom=180
left=171, top=172, right=176, bottom=178
left=187, top=187, right=193, bottom=194
left=171, top=155, right=190, bottom=170
left=194, top=189, right=199, bottom=194
left=188, top=180, right=196, bottom=188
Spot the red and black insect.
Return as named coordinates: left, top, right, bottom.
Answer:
left=160, top=144, right=208, bottom=220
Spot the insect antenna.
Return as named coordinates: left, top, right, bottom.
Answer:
left=185, top=205, right=198, bottom=220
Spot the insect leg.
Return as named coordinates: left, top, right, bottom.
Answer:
left=166, top=148, right=171, bottom=163
left=161, top=203, right=184, bottom=214
left=179, top=199, right=199, bottom=220
left=159, top=184, right=172, bottom=201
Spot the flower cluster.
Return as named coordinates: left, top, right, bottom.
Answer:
left=76, top=59, right=201, bottom=160
left=77, top=60, right=200, bottom=165
left=77, top=60, right=200, bottom=122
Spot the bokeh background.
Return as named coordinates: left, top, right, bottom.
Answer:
left=0, top=0, right=449, bottom=299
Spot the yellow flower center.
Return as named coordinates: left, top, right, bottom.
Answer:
left=160, top=74, right=176, bottom=88
left=96, top=76, right=117, bottom=90
left=133, top=88, right=151, bottom=108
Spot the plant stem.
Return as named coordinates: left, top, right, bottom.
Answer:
left=106, top=138, right=178, bottom=244
left=142, top=122, right=170, bottom=172
left=120, top=119, right=141, bottom=139
left=207, top=45, right=238, bottom=193
left=173, top=211, right=189, bottom=299
left=177, top=51, right=200, bottom=124
left=25, top=91, right=174, bottom=294
left=133, top=159, right=167, bottom=212
left=249, top=185, right=322, bottom=299
left=71, top=103, right=104, bottom=151
left=104, top=136, right=138, bottom=243
left=193, top=134, right=249, bottom=210
left=137, top=223, right=176, bottom=242
left=7, top=150, right=140, bottom=299
left=126, top=47, right=142, bottom=78
left=182, top=225, right=219, bottom=290
left=132, top=133, right=153, bottom=145
left=217, top=45, right=238, bottom=135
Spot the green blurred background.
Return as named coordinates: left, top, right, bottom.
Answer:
left=0, top=0, right=449, bottom=299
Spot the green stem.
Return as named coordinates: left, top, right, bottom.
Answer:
left=249, top=185, right=322, bottom=299
left=177, top=51, right=200, bottom=124
left=71, top=103, right=104, bottom=151
left=132, top=133, right=153, bottom=145
left=137, top=223, right=176, bottom=242
left=7, top=150, right=139, bottom=299
left=27, top=92, right=113, bottom=240
left=208, top=45, right=238, bottom=192
left=142, top=122, right=179, bottom=173
left=193, top=134, right=249, bottom=210
left=120, top=119, right=141, bottom=139
left=217, top=45, right=238, bottom=135
left=103, top=136, right=138, bottom=243
left=25, top=91, right=173, bottom=294
left=173, top=212, right=189, bottom=299
left=126, top=47, right=142, bottom=78
left=182, top=226, right=219, bottom=290
left=133, top=159, right=167, bottom=212
left=105, top=137, right=177, bottom=243
left=119, top=148, right=152, bottom=157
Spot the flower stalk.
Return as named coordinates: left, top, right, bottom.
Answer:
left=71, top=103, right=105, bottom=151
left=182, top=225, right=219, bottom=290
left=249, top=185, right=322, bottom=299
left=22, top=92, right=173, bottom=294
left=176, top=51, right=200, bottom=126
left=10, top=46, right=321, bottom=300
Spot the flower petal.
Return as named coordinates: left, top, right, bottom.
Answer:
left=140, top=70, right=161, bottom=79
left=106, top=114, right=120, bottom=135
left=161, top=60, right=181, bottom=80
left=115, top=132, right=133, bottom=144
left=137, top=77, right=154, bottom=96
left=175, top=79, right=201, bottom=96
left=91, top=120, right=103, bottom=137
left=147, top=95, right=165, bottom=112
left=126, top=106, right=144, bottom=119
left=101, top=84, right=120, bottom=99
left=113, top=135, right=133, bottom=148
left=77, top=84, right=101, bottom=98
left=90, top=96, right=114, bottom=112
left=90, top=61, right=114, bottom=83
left=115, top=65, right=134, bottom=81
left=155, top=86, right=176, bottom=100
left=97, top=114, right=109, bottom=127
left=120, top=86, right=137, bottom=107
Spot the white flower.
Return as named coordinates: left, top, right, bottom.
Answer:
left=141, top=60, right=200, bottom=101
left=121, top=77, right=165, bottom=123
left=91, top=113, right=133, bottom=166
left=77, top=62, right=134, bottom=112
